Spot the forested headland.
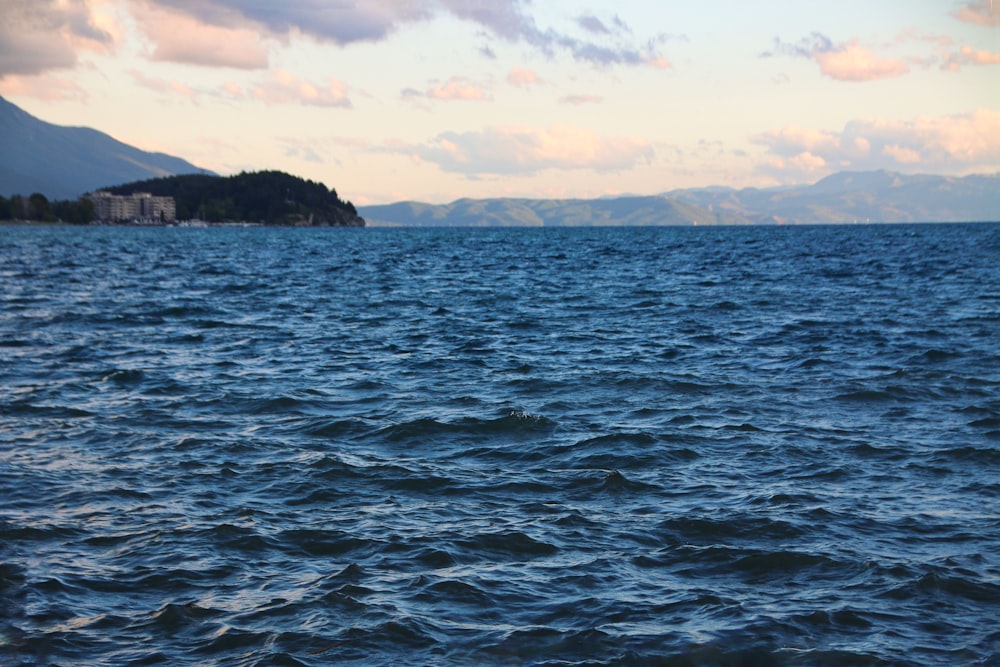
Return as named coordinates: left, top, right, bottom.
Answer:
left=106, top=171, right=364, bottom=226
left=2, top=171, right=364, bottom=226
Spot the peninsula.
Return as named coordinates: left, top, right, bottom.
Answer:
left=105, top=171, right=365, bottom=227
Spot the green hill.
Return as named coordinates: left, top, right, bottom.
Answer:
left=105, top=171, right=364, bottom=226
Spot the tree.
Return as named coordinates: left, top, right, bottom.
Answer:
left=8, top=195, right=26, bottom=220
left=28, top=193, right=54, bottom=222
left=52, top=197, right=95, bottom=224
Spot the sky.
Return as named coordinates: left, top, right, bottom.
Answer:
left=0, top=1, right=998, bottom=205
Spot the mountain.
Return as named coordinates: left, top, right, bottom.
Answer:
left=361, top=171, right=1000, bottom=226
left=666, top=171, right=1000, bottom=225
left=0, top=95, right=212, bottom=200
left=363, top=196, right=718, bottom=227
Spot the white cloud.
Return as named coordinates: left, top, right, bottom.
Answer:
left=507, top=67, right=543, bottom=88
left=251, top=70, right=352, bottom=108
left=758, top=125, right=844, bottom=157
left=410, top=124, right=654, bottom=176
left=952, top=0, right=1000, bottom=26
left=0, top=73, right=89, bottom=101
left=427, top=77, right=492, bottom=101
left=756, top=109, right=1000, bottom=179
left=788, top=152, right=827, bottom=172
left=941, top=45, right=1000, bottom=70
left=766, top=33, right=909, bottom=82
left=127, top=69, right=198, bottom=100
left=881, top=144, right=922, bottom=164
left=401, top=76, right=493, bottom=103
left=813, top=39, right=909, bottom=81
left=769, top=29, right=1000, bottom=80
left=133, top=1, right=270, bottom=69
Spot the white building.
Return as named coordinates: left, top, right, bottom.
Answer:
left=86, top=191, right=176, bottom=222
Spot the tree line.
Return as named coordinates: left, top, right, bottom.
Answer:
left=0, top=193, right=95, bottom=224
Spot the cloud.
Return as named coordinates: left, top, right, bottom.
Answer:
left=577, top=15, right=612, bottom=35
left=559, top=94, right=603, bottom=105
left=759, top=125, right=843, bottom=156
left=892, top=28, right=1000, bottom=72
left=770, top=30, right=999, bottom=80
left=952, top=0, right=1000, bottom=26
left=127, top=69, right=198, bottom=100
left=408, top=124, right=654, bottom=176
left=894, top=29, right=953, bottom=49
left=0, top=0, right=114, bottom=77
left=756, top=109, right=1000, bottom=179
left=402, top=76, right=493, bottom=103
left=577, top=14, right=632, bottom=36
left=251, top=70, right=352, bottom=108
left=219, top=81, right=243, bottom=98
left=0, top=73, right=89, bottom=101
left=2, top=1, right=668, bottom=75
left=507, top=67, right=543, bottom=87
left=813, top=39, right=909, bottom=81
left=138, top=0, right=666, bottom=68
left=765, top=33, right=909, bottom=81
left=881, top=144, right=922, bottom=164
left=427, top=77, right=492, bottom=101
left=941, top=45, right=1000, bottom=70
left=133, top=2, right=270, bottom=69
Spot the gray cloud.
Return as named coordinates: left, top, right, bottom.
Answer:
left=577, top=15, right=611, bottom=35
left=761, top=32, right=834, bottom=59
left=142, top=0, right=665, bottom=68
left=2, top=0, right=669, bottom=78
left=147, top=0, right=426, bottom=44
left=559, top=94, right=603, bottom=105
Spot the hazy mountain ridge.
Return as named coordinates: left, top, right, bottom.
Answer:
left=667, top=171, right=1000, bottom=225
left=0, top=96, right=212, bottom=200
left=366, top=196, right=720, bottom=227
left=363, top=171, right=999, bottom=226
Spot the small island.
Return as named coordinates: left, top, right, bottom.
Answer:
left=2, top=170, right=365, bottom=227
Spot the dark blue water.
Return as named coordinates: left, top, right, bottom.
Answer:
left=2, top=223, right=999, bottom=666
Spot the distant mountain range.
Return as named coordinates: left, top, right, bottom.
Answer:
left=2, top=95, right=996, bottom=224
left=362, top=171, right=1000, bottom=226
left=0, top=95, right=211, bottom=200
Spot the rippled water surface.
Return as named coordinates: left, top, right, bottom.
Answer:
left=2, top=223, right=999, bottom=666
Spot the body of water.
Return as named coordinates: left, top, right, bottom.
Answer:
left=2, top=223, right=999, bottom=665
